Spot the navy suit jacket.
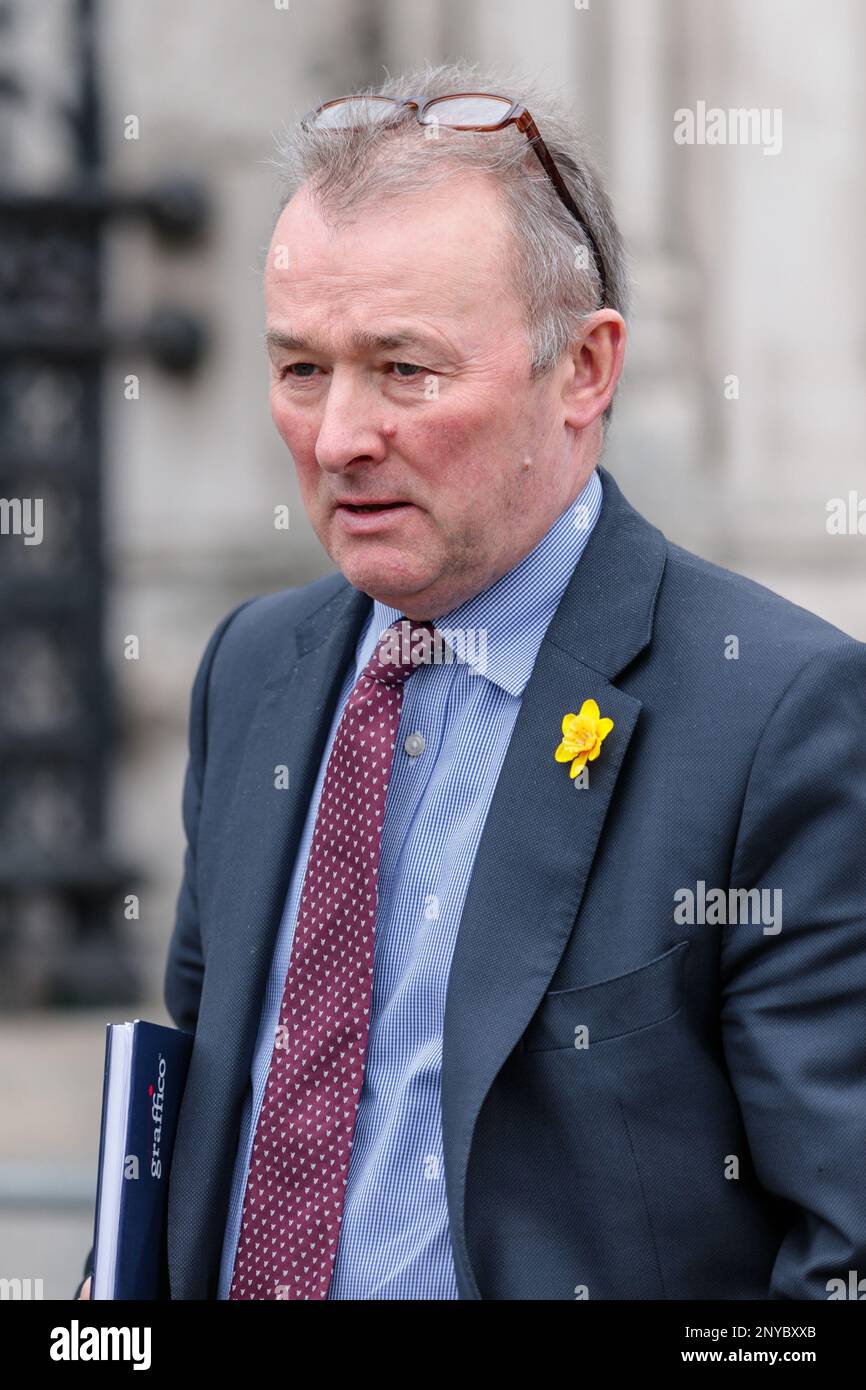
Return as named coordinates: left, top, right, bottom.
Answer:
left=77, top=464, right=866, bottom=1299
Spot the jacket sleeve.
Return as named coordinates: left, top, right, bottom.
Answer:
left=73, top=598, right=255, bottom=1297
left=722, top=637, right=866, bottom=1299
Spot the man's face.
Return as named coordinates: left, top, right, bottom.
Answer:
left=264, top=169, right=590, bottom=619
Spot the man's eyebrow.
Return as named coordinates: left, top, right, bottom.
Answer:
left=264, top=327, right=445, bottom=355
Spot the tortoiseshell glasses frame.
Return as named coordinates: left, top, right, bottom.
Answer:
left=301, top=92, right=608, bottom=308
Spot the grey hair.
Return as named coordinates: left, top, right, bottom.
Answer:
left=268, top=58, right=632, bottom=432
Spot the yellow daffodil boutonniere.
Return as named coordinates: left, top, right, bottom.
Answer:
left=555, top=698, right=614, bottom=778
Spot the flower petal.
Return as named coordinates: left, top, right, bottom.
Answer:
left=554, top=741, right=574, bottom=762
left=579, top=698, right=600, bottom=722
left=570, top=753, right=589, bottom=776
left=597, top=717, right=614, bottom=739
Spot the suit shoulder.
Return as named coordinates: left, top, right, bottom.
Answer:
left=659, top=537, right=864, bottom=663
left=204, top=571, right=352, bottom=685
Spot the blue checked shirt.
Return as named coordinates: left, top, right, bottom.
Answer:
left=218, top=466, right=603, bottom=1298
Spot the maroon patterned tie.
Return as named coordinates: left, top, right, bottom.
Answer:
left=228, top=615, right=437, bottom=1300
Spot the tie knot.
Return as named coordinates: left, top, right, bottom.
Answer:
left=366, top=617, right=438, bottom=687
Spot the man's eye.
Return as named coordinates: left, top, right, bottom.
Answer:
left=278, top=361, right=428, bottom=382
left=281, top=362, right=317, bottom=379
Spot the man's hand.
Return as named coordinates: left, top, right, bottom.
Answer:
left=77, top=1276, right=91, bottom=1300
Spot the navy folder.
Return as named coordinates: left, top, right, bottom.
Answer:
left=91, top=1020, right=194, bottom=1299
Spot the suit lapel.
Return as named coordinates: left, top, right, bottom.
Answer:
left=168, top=579, right=373, bottom=1298
left=441, top=465, right=667, bottom=1298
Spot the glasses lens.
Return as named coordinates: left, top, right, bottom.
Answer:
left=420, top=95, right=512, bottom=128
left=313, top=97, right=401, bottom=128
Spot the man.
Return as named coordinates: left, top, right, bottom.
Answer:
left=76, top=60, right=866, bottom=1300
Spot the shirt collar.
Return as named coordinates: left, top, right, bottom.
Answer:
left=358, top=467, right=603, bottom=698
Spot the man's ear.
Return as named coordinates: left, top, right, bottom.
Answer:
left=561, top=310, right=627, bottom=432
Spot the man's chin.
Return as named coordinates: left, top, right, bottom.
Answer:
left=348, top=576, right=426, bottom=610
left=331, top=550, right=417, bottom=599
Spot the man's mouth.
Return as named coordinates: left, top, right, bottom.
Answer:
left=341, top=502, right=403, bottom=513
left=337, top=500, right=408, bottom=512
left=333, top=498, right=417, bottom=531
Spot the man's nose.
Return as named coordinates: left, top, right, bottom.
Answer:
left=314, top=368, right=388, bottom=472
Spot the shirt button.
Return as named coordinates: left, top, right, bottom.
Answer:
left=404, top=731, right=425, bottom=757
